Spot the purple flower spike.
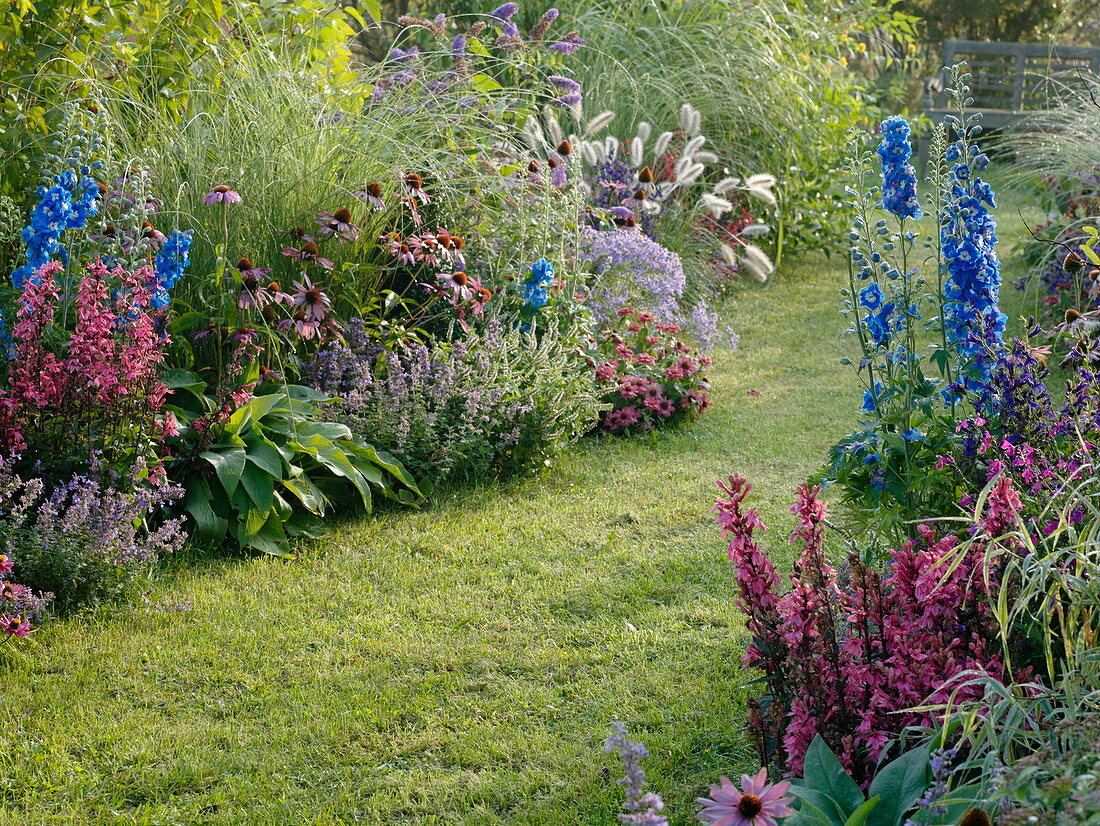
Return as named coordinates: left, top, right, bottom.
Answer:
left=489, top=2, right=519, bottom=20
left=547, top=75, right=581, bottom=94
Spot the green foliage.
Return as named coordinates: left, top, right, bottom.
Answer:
left=899, top=0, right=1061, bottom=43
left=787, top=737, right=980, bottom=826
left=0, top=1, right=360, bottom=196
left=165, top=380, right=422, bottom=555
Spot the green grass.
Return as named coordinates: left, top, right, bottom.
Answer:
left=0, top=182, right=1045, bottom=825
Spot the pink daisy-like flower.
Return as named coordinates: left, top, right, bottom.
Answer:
left=202, top=185, right=242, bottom=206
left=403, top=172, right=430, bottom=204
left=315, top=207, right=361, bottom=242
left=353, top=182, right=385, bottom=211
left=438, top=271, right=477, bottom=303
left=594, top=361, right=619, bottom=382
left=1, top=616, right=31, bottom=637
left=290, top=276, right=332, bottom=323
left=696, top=769, right=793, bottom=826
left=281, top=241, right=334, bottom=270
left=0, top=555, right=12, bottom=574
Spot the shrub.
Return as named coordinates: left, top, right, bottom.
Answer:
left=303, top=317, right=602, bottom=487
left=588, top=308, right=711, bottom=434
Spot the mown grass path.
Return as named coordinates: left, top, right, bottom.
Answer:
left=2, top=191, right=1041, bottom=824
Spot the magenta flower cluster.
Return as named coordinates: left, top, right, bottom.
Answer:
left=591, top=308, right=711, bottom=433
left=714, top=474, right=1018, bottom=785
left=0, top=260, right=171, bottom=476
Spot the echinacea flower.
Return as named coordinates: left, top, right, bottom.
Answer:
left=291, top=276, right=332, bottom=322
left=233, top=257, right=273, bottom=280
left=0, top=616, right=30, bottom=637
left=438, top=270, right=476, bottom=303
left=697, top=769, right=793, bottom=826
left=202, top=185, right=242, bottom=206
left=383, top=234, right=416, bottom=266
left=0, top=555, right=12, bottom=574
left=316, top=208, right=361, bottom=242
left=278, top=310, right=321, bottom=340
left=404, top=172, right=430, bottom=204
left=282, top=241, right=334, bottom=269
left=354, top=182, right=385, bottom=211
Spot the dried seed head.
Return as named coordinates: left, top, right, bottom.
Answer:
left=1064, top=252, right=1085, bottom=273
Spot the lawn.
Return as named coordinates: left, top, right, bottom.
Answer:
left=0, top=184, right=1043, bottom=826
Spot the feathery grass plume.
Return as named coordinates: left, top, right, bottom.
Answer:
left=737, top=242, right=774, bottom=282
left=630, top=137, right=644, bottom=168
left=653, top=131, right=674, bottom=160
left=635, top=121, right=651, bottom=142
left=584, top=110, right=616, bottom=136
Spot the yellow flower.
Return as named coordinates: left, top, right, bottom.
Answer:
left=856, top=42, right=867, bottom=53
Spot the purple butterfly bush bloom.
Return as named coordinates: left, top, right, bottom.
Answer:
left=547, top=75, right=581, bottom=95
left=202, top=185, right=242, bottom=206
left=489, top=2, right=519, bottom=20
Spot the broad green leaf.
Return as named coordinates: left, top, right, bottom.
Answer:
left=844, top=797, right=879, bottom=826
left=201, top=446, right=246, bottom=498
left=802, top=735, right=866, bottom=818
left=789, top=786, right=847, bottom=825
left=240, top=463, right=275, bottom=513
left=245, top=436, right=284, bottom=478
left=866, top=745, right=931, bottom=826
left=183, top=478, right=228, bottom=544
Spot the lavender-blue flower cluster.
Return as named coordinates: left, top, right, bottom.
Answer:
left=579, top=226, right=686, bottom=328
left=303, top=319, right=599, bottom=485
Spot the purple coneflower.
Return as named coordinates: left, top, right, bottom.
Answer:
left=316, top=207, right=361, bottom=242
left=282, top=226, right=317, bottom=244
left=282, top=241, right=334, bottom=270
left=202, top=185, right=242, bottom=206
left=404, top=172, right=430, bottom=204
left=438, top=270, right=477, bottom=303
left=291, top=276, right=332, bottom=323
left=354, top=182, right=385, bottom=211
left=383, top=234, right=417, bottom=266
left=696, top=769, right=793, bottom=826
left=279, top=310, right=321, bottom=341
left=1, top=616, right=31, bottom=637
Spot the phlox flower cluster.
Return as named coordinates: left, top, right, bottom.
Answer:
left=579, top=226, right=686, bottom=328
left=591, top=308, right=710, bottom=433
left=715, top=475, right=1014, bottom=785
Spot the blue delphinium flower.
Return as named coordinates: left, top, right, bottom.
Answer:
left=859, top=282, right=884, bottom=309
left=861, top=382, right=884, bottom=413
left=940, top=137, right=1005, bottom=400
left=877, top=116, right=923, bottom=220
left=12, top=167, right=102, bottom=289
left=152, top=229, right=193, bottom=309
left=522, top=257, right=554, bottom=310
